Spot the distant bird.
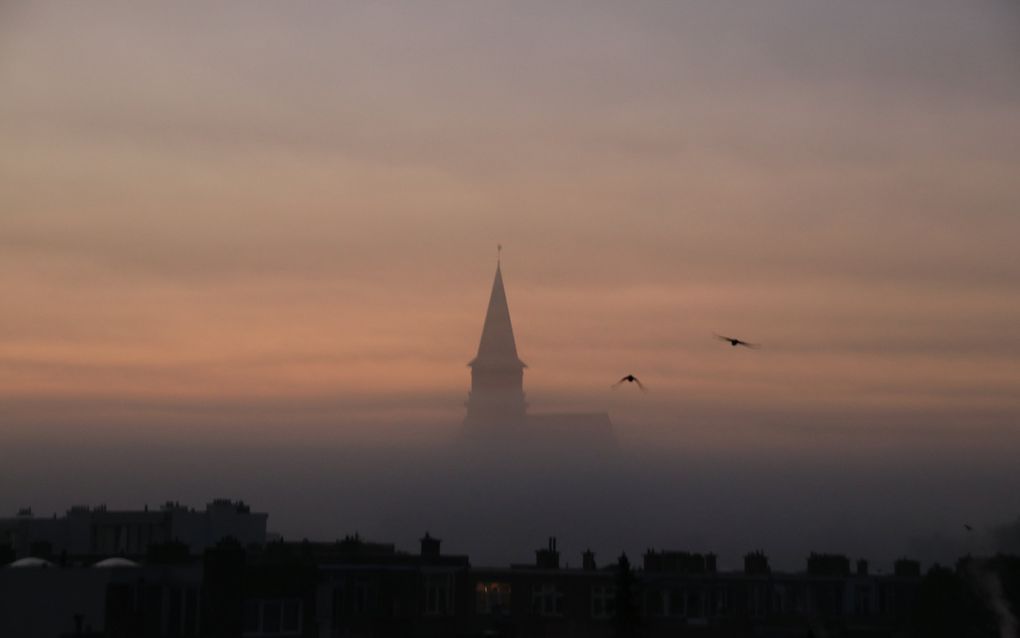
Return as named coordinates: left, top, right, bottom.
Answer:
left=714, top=333, right=760, bottom=349
left=612, top=375, right=646, bottom=392
left=964, top=524, right=973, bottom=532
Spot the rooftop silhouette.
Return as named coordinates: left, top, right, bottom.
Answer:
left=3, top=499, right=1016, bottom=637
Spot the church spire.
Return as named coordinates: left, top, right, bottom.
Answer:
left=465, top=254, right=527, bottom=430
left=470, top=258, right=525, bottom=369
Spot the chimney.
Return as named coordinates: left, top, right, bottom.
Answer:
left=535, top=537, right=560, bottom=570
left=744, top=551, right=770, bottom=575
left=857, top=559, right=869, bottom=576
left=582, top=549, right=597, bottom=571
left=420, top=533, right=441, bottom=558
left=894, top=558, right=921, bottom=578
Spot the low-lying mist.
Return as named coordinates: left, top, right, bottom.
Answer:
left=5, top=402, right=1019, bottom=573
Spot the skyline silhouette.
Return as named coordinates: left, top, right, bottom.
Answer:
left=1, top=2, right=1019, bottom=635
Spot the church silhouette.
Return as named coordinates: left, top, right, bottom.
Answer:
left=462, top=258, right=616, bottom=450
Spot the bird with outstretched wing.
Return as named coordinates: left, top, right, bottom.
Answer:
left=714, top=333, right=761, bottom=349
left=612, top=374, right=647, bottom=392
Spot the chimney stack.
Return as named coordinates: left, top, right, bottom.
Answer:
left=535, top=536, right=560, bottom=569
left=744, top=551, right=771, bottom=575
left=420, top=533, right=441, bottom=558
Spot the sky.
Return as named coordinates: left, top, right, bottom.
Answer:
left=2, top=1, right=1019, bottom=567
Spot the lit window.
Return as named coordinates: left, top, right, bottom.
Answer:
left=476, top=581, right=512, bottom=614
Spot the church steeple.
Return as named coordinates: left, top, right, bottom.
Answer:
left=470, top=261, right=526, bottom=370
left=465, top=256, right=527, bottom=430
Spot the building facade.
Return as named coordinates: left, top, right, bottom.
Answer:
left=1, top=530, right=941, bottom=638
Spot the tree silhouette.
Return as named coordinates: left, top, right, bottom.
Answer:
left=914, top=563, right=998, bottom=638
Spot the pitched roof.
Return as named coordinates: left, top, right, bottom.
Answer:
left=470, top=264, right=525, bottom=368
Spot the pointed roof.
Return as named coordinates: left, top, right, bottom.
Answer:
left=470, top=263, right=526, bottom=368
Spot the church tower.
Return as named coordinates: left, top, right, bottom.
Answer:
left=464, top=258, right=527, bottom=431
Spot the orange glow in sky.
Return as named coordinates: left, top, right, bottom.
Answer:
left=1, top=2, right=1018, bottom=449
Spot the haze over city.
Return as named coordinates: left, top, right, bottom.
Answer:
left=2, top=1, right=1019, bottom=572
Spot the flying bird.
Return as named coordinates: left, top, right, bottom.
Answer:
left=964, top=524, right=973, bottom=532
left=612, top=375, right=646, bottom=392
left=714, top=334, right=760, bottom=349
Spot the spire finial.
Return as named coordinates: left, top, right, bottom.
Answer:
left=497, top=244, right=502, bottom=267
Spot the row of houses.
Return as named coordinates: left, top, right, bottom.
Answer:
left=2, top=508, right=927, bottom=637
left=0, top=500, right=267, bottom=560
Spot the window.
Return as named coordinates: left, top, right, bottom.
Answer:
left=855, top=585, right=872, bottom=616
left=242, top=599, right=303, bottom=637
left=243, top=600, right=260, bottom=634
left=424, top=574, right=453, bottom=616
left=532, top=583, right=564, bottom=617
left=476, top=581, right=511, bottom=614
left=282, top=600, right=301, bottom=630
left=712, top=587, right=729, bottom=616
left=773, top=585, right=788, bottom=614
left=687, top=589, right=702, bottom=618
left=591, top=585, right=616, bottom=619
left=667, top=589, right=687, bottom=617
left=879, top=586, right=893, bottom=614
left=262, top=601, right=281, bottom=634
left=352, top=580, right=372, bottom=615
left=646, top=589, right=665, bottom=617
